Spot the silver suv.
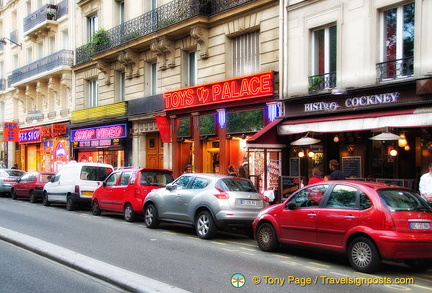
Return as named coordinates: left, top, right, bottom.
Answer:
left=143, top=173, right=267, bottom=239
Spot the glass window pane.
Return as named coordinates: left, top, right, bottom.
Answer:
left=384, top=8, right=397, bottom=61
left=177, top=118, right=191, bottom=137
left=227, top=110, right=263, bottom=133
left=200, top=115, right=215, bottom=135
left=402, top=3, right=415, bottom=58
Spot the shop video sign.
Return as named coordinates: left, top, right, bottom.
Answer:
left=163, top=71, right=275, bottom=110
left=70, top=124, right=127, bottom=148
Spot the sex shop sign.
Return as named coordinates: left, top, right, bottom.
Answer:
left=163, top=71, right=275, bottom=111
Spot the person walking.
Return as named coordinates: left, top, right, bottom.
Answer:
left=419, top=163, right=432, bottom=206
left=329, top=159, right=345, bottom=180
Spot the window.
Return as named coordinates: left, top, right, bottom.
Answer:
left=379, top=3, right=415, bottom=80
left=200, top=115, right=215, bottom=135
left=146, top=62, right=157, bottom=96
left=177, top=118, right=191, bottom=137
left=48, top=37, right=55, bottom=54
left=115, top=71, right=125, bottom=102
left=87, top=79, right=98, bottom=108
left=226, top=110, right=263, bottom=134
left=105, top=172, right=119, bottom=187
left=87, top=14, right=98, bottom=42
left=232, top=31, right=259, bottom=77
left=190, top=177, right=209, bottom=189
left=174, top=175, right=193, bottom=189
left=288, top=184, right=329, bottom=207
left=326, top=185, right=358, bottom=209
left=26, top=47, right=33, bottom=64
left=116, top=0, right=125, bottom=25
left=183, top=51, right=196, bottom=86
left=310, top=25, right=337, bottom=91
left=61, top=31, right=69, bottom=50
left=118, top=171, right=131, bottom=186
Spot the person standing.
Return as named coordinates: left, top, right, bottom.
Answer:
left=308, top=167, right=324, bottom=185
left=227, top=165, right=237, bottom=176
left=0, top=160, right=5, bottom=168
left=419, top=163, right=432, bottom=206
left=329, top=159, right=345, bottom=180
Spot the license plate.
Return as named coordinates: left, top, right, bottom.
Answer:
left=409, top=222, right=430, bottom=229
left=240, top=200, right=258, bottom=206
left=82, top=191, right=93, bottom=196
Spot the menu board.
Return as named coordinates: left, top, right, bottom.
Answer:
left=342, top=156, right=361, bottom=178
left=289, top=157, right=300, bottom=177
left=280, top=176, right=301, bottom=199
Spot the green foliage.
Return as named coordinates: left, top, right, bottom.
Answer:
left=200, top=115, right=215, bottom=135
left=227, top=110, right=263, bottom=133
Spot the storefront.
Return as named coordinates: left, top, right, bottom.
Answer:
left=18, top=123, right=69, bottom=172
left=163, top=71, right=280, bottom=179
left=70, top=123, right=131, bottom=168
left=252, top=78, right=432, bottom=200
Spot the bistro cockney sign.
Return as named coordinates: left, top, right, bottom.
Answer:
left=163, top=71, right=274, bottom=111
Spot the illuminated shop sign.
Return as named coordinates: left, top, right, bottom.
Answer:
left=19, top=128, right=41, bottom=143
left=72, top=139, right=122, bottom=148
left=163, top=71, right=274, bottom=110
left=304, top=92, right=400, bottom=113
left=70, top=124, right=127, bottom=142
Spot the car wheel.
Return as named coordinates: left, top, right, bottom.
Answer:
left=195, top=211, right=217, bottom=239
left=42, top=192, right=50, bottom=206
left=29, top=191, right=37, bottom=203
left=11, top=190, right=17, bottom=200
left=405, top=260, right=432, bottom=271
left=124, top=203, right=136, bottom=222
left=257, top=223, right=279, bottom=252
left=66, top=195, right=76, bottom=211
left=91, top=200, right=101, bottom=216
left=144, top=204, right=159, bottom=228
left=348, top=237, right=381, bottom=273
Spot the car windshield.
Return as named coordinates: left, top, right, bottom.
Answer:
left=5, top=170, right=25, bottom=177
left=217, top=178, right=257, bottom=192
left=378, top=189, right=432, bottom=211
left=141, top=171, right=174, bottom=186
left=80, top=166, right=113, bottom=181
left=40, top=174, right=53, bottom=182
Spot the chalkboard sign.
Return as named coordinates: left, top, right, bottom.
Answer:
left=289, top=157, right=300, bottom=177
left=342, top=156, right=361, bottom=178
left=280, top=176, right=301, bottom=199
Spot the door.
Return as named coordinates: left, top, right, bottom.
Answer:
left=98, top=172, right=120, bottom=211
left=158, top=175, right=193, bottom=220
left=110, top=171, right=133, bottom=212
left=146, top=133, right=163, bottom=169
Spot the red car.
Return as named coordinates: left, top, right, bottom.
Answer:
left=253, top=181, right=432, bottom=273
left=11, top=172, right=55, bottom=203
left=91, top=168, right=174, bottom=222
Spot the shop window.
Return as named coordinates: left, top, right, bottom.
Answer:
left=232, top=31, right=259, bottom=77
left=200, top=115, right=215, bottom=136
left=226, top=110, right=263, bottom=134
left=177, top=118, right=191, bottom=137
left=378, top=3, right=415, bottom=80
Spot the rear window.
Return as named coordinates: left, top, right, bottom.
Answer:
left=40, top=174, right=53, bottom=182
left=140, top=171, right=174, bottom=187
left=80, top=166, right=113, bottom=181
left=378, top=189, right=432, bottom=211
left=5, top=170, right=25, bottom=177
left=216, top=178, right=257, bottom=192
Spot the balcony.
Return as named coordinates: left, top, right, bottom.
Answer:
left=308, top=72, right=336, bottom=94
left=76, top=0, right=254, bottom=65
left=24, top=1, right=69, bottom=41
left=376, top=57, right=414, bottom=82
left=9, top=50, right=74, bottom=86
left=0, top=79, right=6, bottom=91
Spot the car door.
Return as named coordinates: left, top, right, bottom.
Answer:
left=278, top=184, right=329, bottom=244
left=316, top=184, right=360, bottom=248
left=110, top=171, right=133, bottom=212
left=98, top=172, right=120, bottom=211
left=14, top=173, right=29, bottom=196
left=158, top=175, right=193, bottom=220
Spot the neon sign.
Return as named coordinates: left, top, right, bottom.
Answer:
left=163, top=71, right=274, bottom=110
left=19, top=128, right=41, bottom=143
left=70, top=124, right=127, bottom=142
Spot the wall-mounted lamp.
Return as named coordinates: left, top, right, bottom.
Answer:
left=0, top=37, right=22, bottom=49
left=226, top=135, right=232, bottom=140
left=298, top=150, right=305, bottom=158
left=333, top=134, right=340, bottom=143
left=241, top=134, right=247, bottom=140
left=404, top=145, right=410, bottom=151
left=308, top=151, right=315, bottom=158
left=398, top=133, right=407, bottom=148
left=389, top=148, right=398, bottom=157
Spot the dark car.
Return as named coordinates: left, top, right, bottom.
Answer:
left=92, top=168, right=174, bottom=222
left=0, top=169, right=26, bottom=197
left=253, top=181, right=432, bottom=273
left=11, top=172, right=55, bottom=203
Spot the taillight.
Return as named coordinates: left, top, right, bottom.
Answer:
left=214, top=188, right=229, bottom=199
left=381, top=213, right=395, bottom=230
left=75, top=185, right=80, bottom=194
left=4, top=179, right=16, bottom=183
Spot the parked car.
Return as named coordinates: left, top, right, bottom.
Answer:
left=253, top=181, right=432, bottom=273
left=0, top=169, right=26, bottom=197
left=11, top=172, right=55, bottom=202
left=43, top=162, right=114, bottom=210
left=143, top=173, right=267, bottom=239
left=91, top=168, right=174, bottom=222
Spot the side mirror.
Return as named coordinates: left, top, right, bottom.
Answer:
left=16, top=178, right=21, bottom=183
left=166, top=183, right=177, bottom=191
left=50, top=176, right=55, bottom=183
left=287, top=202, right=297, bottom=210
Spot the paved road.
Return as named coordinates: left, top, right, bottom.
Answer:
left=0, top=198, right=431, bottom=292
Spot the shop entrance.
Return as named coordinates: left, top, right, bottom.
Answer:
left=203, top=139, right=220, bottom=173
left=146, top=133, right=164, bottom=169
left=77, top=149, right=124, bottom=168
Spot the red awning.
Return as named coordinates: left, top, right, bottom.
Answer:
left=247, top=118, right=283, bottom=143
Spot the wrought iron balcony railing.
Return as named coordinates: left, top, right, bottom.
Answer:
left=376, top=57, right=414, bottom=82
left=0, top=79, right=6, bottom=91
left=10, top=50, right=74, bottom=86
left=308, top=72, right=336, bottom=94
left=24, top=4, right=58, bottom=32
left=76, top=0, right=254, bottom=65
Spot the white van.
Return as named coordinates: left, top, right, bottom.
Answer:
left=43, top=162, right=114, bottom=210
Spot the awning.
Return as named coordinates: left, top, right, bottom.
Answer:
left=278, top=107, right=432, bottom=135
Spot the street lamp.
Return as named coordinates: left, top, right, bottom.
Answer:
left=0, top=37, right=22, bottom=49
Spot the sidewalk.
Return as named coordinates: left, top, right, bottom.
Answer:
left=0, top=226, right=190, bottom=293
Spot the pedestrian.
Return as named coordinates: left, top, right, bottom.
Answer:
left=238, top=165, right=248, bottom=178
left=329, top=159, right=345, bottom=180
left=11, top=163, right=18, bottom=169
left=227, top=165, right=237, bottom=176
left=308, top=167, right=324, bottom=185
left=69, top=156, right=77, bottom=164
left=419, top=163, right=432, bottom=206
left=183, top=164, right=193, bottom=173
left=0, top=160, right=5, bottom=169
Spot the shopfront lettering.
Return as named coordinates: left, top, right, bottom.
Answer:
left=305, top=102, right=340, bottom=112
left=71, top=124, right=127, bottom=142
left=164, top=71, right=274, bottom=110
left=345, top=92, right=399, bottom=107
left=19, top=129, right=41, bottom=143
